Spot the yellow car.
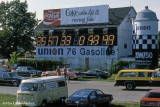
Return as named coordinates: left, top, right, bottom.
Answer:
left=115, top=69, right=160, bottom=90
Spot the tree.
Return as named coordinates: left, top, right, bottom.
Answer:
left=0, top=0, right=38, bottom=59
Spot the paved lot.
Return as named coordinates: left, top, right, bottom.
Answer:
left=0, top=80, right=159, bottom=102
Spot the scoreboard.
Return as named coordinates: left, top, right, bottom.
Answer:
left=36, top=27, right=117, bottom=58
left=36, top=28, right=117, bottom=47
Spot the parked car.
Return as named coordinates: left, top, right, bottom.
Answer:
left=41, top=68, right=84, bottom=79
left=16, top=76, right=67, bottom=107
left=83, top=69, right=109, bottom=79
left=0, top=68, right=7, bottom=72
left=0, top=72, right=28, bottom=87
left=12, top=66, right=42, bottom=77
left=65, top=89, right=113, bottom=107
left=140, top=89, right=160, bottom=107
left=115, top=69, right=160, bottom=90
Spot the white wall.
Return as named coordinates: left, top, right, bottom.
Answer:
left=118, top=9, right=136, bottom=58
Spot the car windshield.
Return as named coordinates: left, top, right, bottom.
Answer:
left=145, top=92, right=160, bottom=98
left=71, top=90, right=91, bottom=98
left=19, top=83, right=38, bottom=91
left=17, top=67, right=26, bottom=70
left=155, top=71, right=160, bottom=77
left=8, top=73, right=18, bottom=77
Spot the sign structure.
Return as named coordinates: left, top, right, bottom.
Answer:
left=43, top=5, right=109, bottom=25
left=36, top=28, right=117, bottom=58
left=36, top=46, right=117, bottom=58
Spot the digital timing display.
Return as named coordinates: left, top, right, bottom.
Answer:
left=36, top=28, right=117, bottom=46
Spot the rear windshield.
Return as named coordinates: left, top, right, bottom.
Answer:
left=19, top=83, right=38, bottom=91
left=71, top=91, right=90, bottom=98
left=145, top=92, right=160, bottom=98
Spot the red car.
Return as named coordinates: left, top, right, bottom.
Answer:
left=140, top=89, right=160, bottom=107
left=41, top=68, right=84, bottom=80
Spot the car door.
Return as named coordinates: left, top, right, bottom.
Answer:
left=96, top=90, right=107, bottom=104
left=3, top=73, right=12, bottom=85
left=0, top=73, right=3, bottom=84
left=87, top=70, right=97, bottom=78
left=89, top=91, right=97, bottom=104
left=146, top=72, right=159, bottom=86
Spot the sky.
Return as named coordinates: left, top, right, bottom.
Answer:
left=1, top=0, right=160, bottom=30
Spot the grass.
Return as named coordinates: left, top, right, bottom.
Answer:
left=0, top=94, right=139, bottom=107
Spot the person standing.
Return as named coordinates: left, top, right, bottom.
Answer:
left=56, top=66, right=61, bottom=76
left=63, top=66, right=68, bottom=81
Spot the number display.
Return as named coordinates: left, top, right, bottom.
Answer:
left=36, top=28, right=117, bottom=46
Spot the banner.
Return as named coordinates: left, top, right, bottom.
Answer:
left=43, top=5, right=109, bottom=25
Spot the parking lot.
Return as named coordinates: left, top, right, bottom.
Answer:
left=0, top=80, right=159, bottom=103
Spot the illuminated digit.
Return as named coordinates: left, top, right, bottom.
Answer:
left=87, top=35, right=94, bottom=45
left=109, top=35, right=114, bottom=45
left=41, top=37, right=47, bottom=46
left=36, top=36, right=47, bottom=46
left=73, top=36, right=79, bottom=45
left=65, top=36, right=72, bottom=46
left=36, top=36, right=42, bottom=46
left=62, top=30, right=66, bottom=36
left=93, top=35, right=100, bottom=45
left=79, top=35, right=85, bottom=46
left=60, top=36, right=66, bottom=46
left=48, top=36, right=59, bottom=46
left=102, top=35, right=109, bottom=45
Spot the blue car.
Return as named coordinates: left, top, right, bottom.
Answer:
left=65, top=89, right=113, bottom=107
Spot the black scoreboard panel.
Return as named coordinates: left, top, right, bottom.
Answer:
left=36, top=27, right=117, bottom=46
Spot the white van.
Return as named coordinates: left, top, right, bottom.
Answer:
left=16, top=76, right=68, bottom=107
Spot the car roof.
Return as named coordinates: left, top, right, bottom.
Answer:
left=149, top=89, right=160, bottom=92
left=78, top=89, right=100, bottom=92
left=119, top=69, right=155, bottom=72
left=21, top=76, right=65, bottom=83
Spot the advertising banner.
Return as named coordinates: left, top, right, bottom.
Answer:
left=43, top=5, right=109, bottom=25
left=36, top=46, right=117, bottom=58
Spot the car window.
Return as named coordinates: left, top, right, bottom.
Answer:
left=96, top=90, right=103, bottom=96
left=138, top=72, right=145, bottom=77
left=17, top=67, right=26, bottom=70
left=58, top=81, right=66, bottom=87
left=68, top=69, right=75, bottom=72
left=3, top=74, right=9, bottom=78
left=145, top=92, right=160, bottom=98
left=0, top=74, right=2, bottom=78
left=90, top=91, right=96, bottom=99
left=8, top=73, right=18, bottom=77
left=28, top=67, right=34, bottom=70
left=119, top=72, right=136, bottom=77
left=148, top=72, right=157, bottom=77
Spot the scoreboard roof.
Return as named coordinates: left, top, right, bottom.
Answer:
left=35, top=6, right=136, bottom=31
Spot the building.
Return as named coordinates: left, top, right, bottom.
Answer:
left=35, top=5, right=137, bottom=70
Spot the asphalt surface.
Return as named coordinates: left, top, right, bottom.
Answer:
left=0, top=80, right=159, bottom=102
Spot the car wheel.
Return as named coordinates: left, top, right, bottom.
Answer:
left=97, top=75, right=101, bottom=79
left=107, top=98, right=111, bottom=106
left=126, top=83, right=134, bottom=90
left=13, top=81, right=19, bottom=87
left=92, top=104, right=97, bottom=107
left=60, top=97, right=66, bottom=104
left=41, top=100, right=47, bottom=107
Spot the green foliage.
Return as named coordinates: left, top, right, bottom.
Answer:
left=17, top=59, right=63, bottom=71
left=8, top=51, right=20, bottom=66
left=109, top=60, right=135, bottom=74
left=0, top=0, right=38, bottom=59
